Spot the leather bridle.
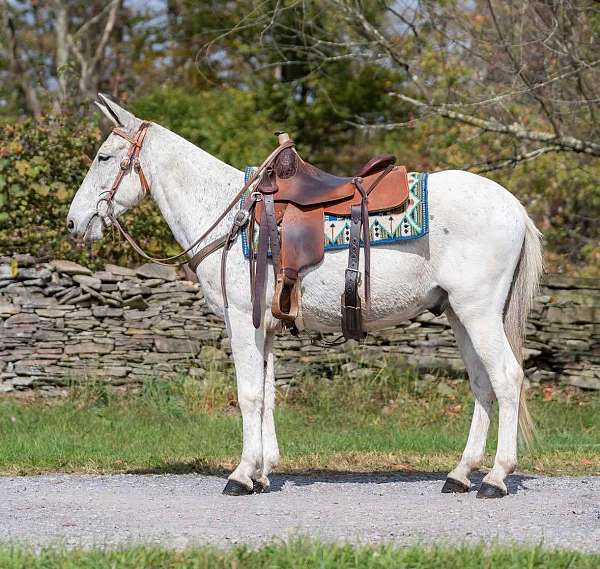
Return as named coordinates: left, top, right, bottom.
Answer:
left=107, top=121, right=152, bottom=203
left=95, top=121, right=293, bottom=273
left=95, top=121, right=151, bottom=229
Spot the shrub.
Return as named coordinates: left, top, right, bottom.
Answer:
left=0, top=117, right=99, bottom=260
left=0, top=88, right=278, bottom=266
left=0, top=117, right=178, bottom=266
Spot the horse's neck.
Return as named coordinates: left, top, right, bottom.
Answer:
left=144, top=125, right=245, bottom=251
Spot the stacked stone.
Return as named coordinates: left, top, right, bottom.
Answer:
left=1, top=254, right=598, bottom=394
left=0, top=255, right=227, bottom=395
left=525, top=277, right=599, bottom=390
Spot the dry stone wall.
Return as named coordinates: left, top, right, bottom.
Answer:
left=0, top=254, right=598, bottom=394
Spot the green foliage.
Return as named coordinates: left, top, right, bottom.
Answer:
left=0, top=118, right=100, bottom=260
left=254, top=64, right=408, bottom=173
left=495, top=153, right=600, bottom=277
left=394, top=117, right=600, bottom=276
left=0, top=117, right=179, bottom=266
left=0, top=542, right=597, bottom=569
left=130, top=87, right=276, bottom=167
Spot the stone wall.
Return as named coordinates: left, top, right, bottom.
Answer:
left=1, top=255, right=598, bottom=394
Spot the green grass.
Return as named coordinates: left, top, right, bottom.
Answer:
left=0, top=542, right=598, bottom=569
left=0, top=364, right=598, bottom=476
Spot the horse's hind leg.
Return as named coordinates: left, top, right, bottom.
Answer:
left=451, top=308, right=523, bottom=498
left=442, top=307, right=494, bottom=493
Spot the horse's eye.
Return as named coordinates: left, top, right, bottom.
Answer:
left=98, top=154, right=111, bottom=162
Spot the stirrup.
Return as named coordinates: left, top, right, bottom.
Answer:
left=272, top=271, right=299, bottom=322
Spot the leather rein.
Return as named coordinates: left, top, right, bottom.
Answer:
left=98, top=121, right=293, bottom=270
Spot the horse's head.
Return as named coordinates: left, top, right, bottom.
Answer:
left=67, top=94, right=151, bottom=243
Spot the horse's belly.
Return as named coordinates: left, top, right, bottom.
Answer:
left=298, top=242, right=437, bottom=333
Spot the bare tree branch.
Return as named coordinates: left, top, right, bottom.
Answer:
left=71, top=0, right=119, bottom=39
left=92, top=0, right=119, bottom=69
left=485, top=0, right=562, bottom=137
left=328, top=0, right=429, bottom=95
left=63, top=0, right=120, bottom=99
left=53, top=0, right=69, bottom=108
left=468, top=145, right=562, bottom=173
left=394, top=93, right=600, bottom=157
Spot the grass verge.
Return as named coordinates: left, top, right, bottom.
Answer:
left=0, top=542, right=598, bottom=569
left=0, top=366, right=598, bottom=476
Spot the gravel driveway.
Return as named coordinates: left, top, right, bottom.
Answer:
left=1, top=473, right=599, bottom=551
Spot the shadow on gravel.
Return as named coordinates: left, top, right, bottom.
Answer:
left=127, top=462, right=535, bottom=496
left=266, top=471, right=446, bottom=492
left=126, top=460, right=228, bottom=476
left=265, top=472, right=535, bottom=494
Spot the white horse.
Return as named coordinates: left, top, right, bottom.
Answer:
left=68, top=95, right=543, bottom=498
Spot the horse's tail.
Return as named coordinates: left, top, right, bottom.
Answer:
left=503, top=208, right=543, bottom=446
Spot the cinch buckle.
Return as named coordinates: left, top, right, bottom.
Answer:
left=345, top=267, right=361, bottom=283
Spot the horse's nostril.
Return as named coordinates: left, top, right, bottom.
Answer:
left=67, top=219, right=75, bottom=232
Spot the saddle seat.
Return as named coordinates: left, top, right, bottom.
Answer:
left=270, top=153, right=398, bottom=207
left=255, top=148, right=409, bottom=223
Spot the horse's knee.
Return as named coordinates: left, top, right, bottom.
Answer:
left=238, top=390, right=263, bottom=413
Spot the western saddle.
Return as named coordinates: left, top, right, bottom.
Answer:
left=190, top=132, right=409, bottom=340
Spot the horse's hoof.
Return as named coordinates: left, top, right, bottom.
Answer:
left=222, top=480, right=254, bottom=496
left=476, top=482, right=507, bottom=499
left=253, top=479, right=270, bottom=493
left=441, top=477, right=470, bottom=493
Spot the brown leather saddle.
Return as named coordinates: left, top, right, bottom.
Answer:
left=247, top=133, right=410, bottom=339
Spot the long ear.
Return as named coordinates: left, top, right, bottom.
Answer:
left=94, top=100, right=121, bottom=127
left=95, top=93, right=138, bottom=131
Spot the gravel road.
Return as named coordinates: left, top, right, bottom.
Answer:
left=1, top=473, right=599, bottom=551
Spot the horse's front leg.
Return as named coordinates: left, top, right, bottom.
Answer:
left=255, top=331, right=279, bottom=491
left=222, top=306, right=266, bottom=496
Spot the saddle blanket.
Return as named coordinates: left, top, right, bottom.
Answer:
left=240, top=167, right=429, bottom=259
